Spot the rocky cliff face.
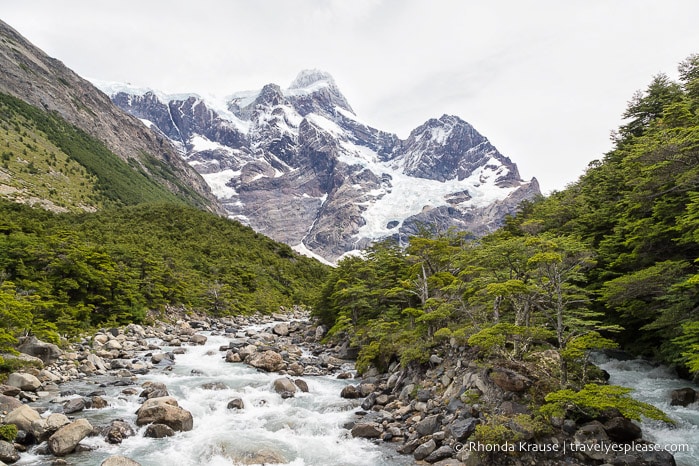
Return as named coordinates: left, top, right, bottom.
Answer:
left=98, top=69, right=540, bottom=262
left=0, top=20, right=222, bottom=213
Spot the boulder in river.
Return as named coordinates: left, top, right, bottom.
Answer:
left=63, top=397, right=87, bottom=414
left=144, top=423, right=175, bottom=438
left=272, top=322, right=289, bottom=336
left=101, top=456, right=142, bottom=466
left=670, top=387, right=696, bottom=407
left=135, top=397, right=193, bottom=432
left=350, top=422, right=383, bottom=438
left=248, top=350, right=285, bottom=372
left=105, top=420, right=136, bottom=444
left=340, top=385, right=360, bottom=399
left=227, top=398, right=245, bottom=410
left=31, top=413, right=70, bottom=442
left=139, top=381, right=169, bottom=399
left=0, top=439, right=20, bottom=463
left=6, top=372, right=41, bottom=392
left=273, top=377, right=297, bottom=397
left=5, top=404, right=42, bottom=432
left=48, top=418, right=93, bottom=456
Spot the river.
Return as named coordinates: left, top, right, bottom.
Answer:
left=594, top=354, right=699, bottom=466
left=16, top=329, right=414, bottom=466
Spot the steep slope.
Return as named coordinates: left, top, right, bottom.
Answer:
left=0, top=20, right=222, bottom=213
left=99, top=70, right=540, bottom=261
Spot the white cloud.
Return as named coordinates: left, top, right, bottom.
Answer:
left=3, top=0, right=699, bottom=193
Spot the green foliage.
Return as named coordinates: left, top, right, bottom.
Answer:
left=0, top=354, right=43, bottom=376
left=313, top=54, right=699, bottom=398
left=0, top=424, right=17, bottom=442
left=500, top=54, right=699, bottom=374
left=0, top=92, right=208, bottom=210
left=541, top=384, right=672, bottom=423
left=473, top=414, right=550, bottom=448
left=672, top=321, right=699, bottom=372
left=0, top=280, right=34, bottom=352
left=0, top=200, right=328, bottom=337
left=468, top=323, right=555, bottom=360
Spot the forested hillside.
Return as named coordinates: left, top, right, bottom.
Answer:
left=0, top=201, right=328, bottom=351
left=314, top=54, right=699, bottom=381
left=0, top=92, right=211, bottom=211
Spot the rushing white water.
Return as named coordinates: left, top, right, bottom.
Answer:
left=17, top=331, right=413, bottom=466
left=594, top=354, right=699, bottom=466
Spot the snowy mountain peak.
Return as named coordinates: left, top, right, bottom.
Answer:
left=285, top=69, right=353, bottom=115
left=254, top=83, right=287, bottom=107
left=288, top=69, right=336, bottom=90
left=101, top=72, right=540, bottom=262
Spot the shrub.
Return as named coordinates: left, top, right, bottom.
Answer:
left=540, top=383, right=672, bottom=423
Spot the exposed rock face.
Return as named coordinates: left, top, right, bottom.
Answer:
left=99, top=69, right=540, bottom=262
left=0, top=19, right=222, bottom=213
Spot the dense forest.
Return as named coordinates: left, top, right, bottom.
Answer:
left=314, top=54, right=699, bottom=383
left=0, top=201, right=329, bottom=352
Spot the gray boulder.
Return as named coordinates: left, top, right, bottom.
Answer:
left=248, top=350, right=285, bottom=372
left=413, top=439, right=437, bottom=461
left=0, top=394, right=22, bottom=413
left=101, top=456, right=142, bottom=466
left=17, top=336, right=62, bottom=364
left=227, top=398, right=245, bottom=410
left=670, top=387, right=696, bottom=407
left=425, top=445, right=454, bottom=463
left=30, top=412, right=70, bottom=442
left=272, top=377, right=297, bottom=397
left=144, top=423, right=175, bottom=438
left=448, top=417, right=479, bottom=441
left=62, top=397, right=86, bottom=414
left=5, top=404, right=42, bottom=432
left=48, top=418, right=93, bottom=456
left=416, top=414, right=442, bottom=436
left=350, top=422, right=383, bottom=438
left=340, top=385, right=360, bottom=399
left=135, top=398, right=193, bottom=432
left=104, top=420, right=136, bottom=444
left=272, top=322, right=289, bottom=336
left=0, top=439, right=19, bottom=463
left=6, top=373, right=41, bottom=392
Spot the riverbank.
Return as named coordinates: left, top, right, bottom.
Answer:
left=0, top=310, right=693, bottom=465
left=0, top=310, right=412, bottom=465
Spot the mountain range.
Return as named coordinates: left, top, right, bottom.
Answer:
left=0, top=19, right=222, bottom=214
left=97, top=70, right=540, bottom=262
left=0, top=18, right=539, bottom=263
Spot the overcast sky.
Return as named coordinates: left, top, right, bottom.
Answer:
left=3, top=0, right=699, bottom=193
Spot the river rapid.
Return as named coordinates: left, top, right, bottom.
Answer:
left=17, top=325, right=414, bottom=466
left=594, top=354, right=699, bottom=466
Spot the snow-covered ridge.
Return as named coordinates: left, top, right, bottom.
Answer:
left=90, top=78, right=198, bottom=105
left=101, top=70, right=539, bottom=262
left=288, top=69, right=335, bottom=90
